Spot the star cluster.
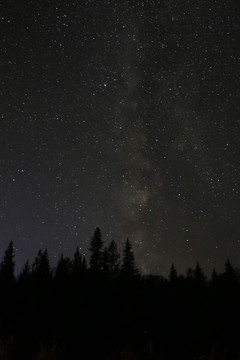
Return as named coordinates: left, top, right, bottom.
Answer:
left=1, top=0, right=239, bottom=275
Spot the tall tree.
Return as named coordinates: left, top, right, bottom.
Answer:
left=82, top=255, right=87, bottom=272
left=55, top=254, right=71, bottom=285
left=99, top=240, right=120, bottom=276
left=108, top=240, right=120, bottom=275
left=186, top=267, right=194, bottom=281
left=211, top=268, right=218, bottom=281
left=169, top=263, right=178, bottom=283
left=72, top=247, right=82, bottom=276
left=32, top=249, right=51, bottom=283
left=224, top=258, right=238, bottom=286
left=89, top=227, right=103, bottom=271
left=0, top=241, right=15, bottom=286
left=18, top=260, right=31, bottom=284
left=225, top=258, right=234, bottom=276
left=102, top=247, right=110, bottom=274
left=121, top=238, right=138, bottom=278
left=194, top=262, right=207, bottom=286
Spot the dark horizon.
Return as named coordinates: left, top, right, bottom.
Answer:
left=3, top=231, right=240, bottom=279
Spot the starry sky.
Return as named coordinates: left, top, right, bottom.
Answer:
left=1, top=0, right=239, bottom=276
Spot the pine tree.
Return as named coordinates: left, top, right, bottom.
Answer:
left=211, top=268, right=218, bottom=281
left=225, top=258, right=234, bottom=276
left=89, top=227, right=103, bottom=271
left=100, top=240, right=120, bottom=276
left=72, top=247, right=82, bottom=275
left=0, top=241, right=15, bottom=286
left=18, top=260, right=31, bottom=283
left=121, top=238, right=138, bottom=278
left=102, top=247, right=110, bottom=273
left=224, top=258, right=237, bottom=286
left=210, top=268, right=218, bottom=288
left=71, top=247, right=87, bottom=281
left=108, top=240, right=120, bottom=276
left=17, top=261, right=32, bottom=297
left=194, top=262, right=206, bottom=286
left=32, top=249, right=51, bottom=283
left=55, top=254, right=71, bottom=284
left=186, top=267, right=194, bottom=279
left=169, top=263, right=178, bottom=283
left=82, top=255, right=87, bottom=272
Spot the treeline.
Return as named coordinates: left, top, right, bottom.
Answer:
left=0, top=228, right=240, bottom=360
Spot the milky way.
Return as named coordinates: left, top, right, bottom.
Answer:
left=1, top=0, right=239, bottom=275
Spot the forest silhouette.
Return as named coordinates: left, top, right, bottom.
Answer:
left=0, top=227, right=239, bottom=360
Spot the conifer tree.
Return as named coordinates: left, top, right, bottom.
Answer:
left=32, top=249, right=51, bottom=282
left=194, top=262, right=206, bottom=286
left=89, top=227, right=103, bottom=271
left=108, top=240, right=120, bottom=276
left=82, top=255, right=87, bottom=272
left=102, top=247, right=110, bottom=273
left=72, top=247, right=82, bottom=275
left=169, top=263, right=178, bottom=283
left=211, top=268, right=218, bottom=281
left=224, top=258, right=237, bottom=286
left=17, top=261, right=32, bottom=297
left=121, top=238, right=138, bottom=278
left=186, top=267, right=194, bottom=280
left=55, top=254, right=71, bottom=284
left=210, top=268, right=218, bottom=288
left=0, top=241, right=15, bottom=286
left=100, top=240, right=120, bottom=276
left=18, top=260, right=31, bottom=283
left=225, top=258, right=234, bottom=276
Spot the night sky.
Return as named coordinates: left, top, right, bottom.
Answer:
left=1, top=0, right=239, bottom=276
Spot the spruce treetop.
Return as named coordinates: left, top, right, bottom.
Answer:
left=121, top=238, right=138, bottom=278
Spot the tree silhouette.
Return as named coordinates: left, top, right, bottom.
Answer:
left=224, top=258, right=238, bottom=287
left=32, top=249, right=51, bottom=283
left=0, top=242, right=16, bottom=341
left=0, top=241, right=15, bottom=286
left=108, top=240, right=120, bottom=276
left=82, top=255, right=87, bottom=272
left=121, top=238, right=138, bottom=278
left=102, top=246, right=110, bottom=274
left=71, top=247, right=83, bottom=279
left=186, top=267, right=194, bottom=285
left=211, top=268, right=218, bottom=281
left=55, top=254, right=71, bottom=285
left=209, top=268, right=219, bottom=288
left=100, top=240, right=120, bottom=276
left=18, top=260, right=31, bottom=284
left=194, top=262, right=206, bottom=286
left=225, top=258, right=234, bottom=276
left=89, top=227, right=103, bottom=272
left=169, top=263, right=178, bottom=283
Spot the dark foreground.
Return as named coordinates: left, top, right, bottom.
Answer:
left=0, top=240, right=240, bottom=359
left=1, top=270, right=240, bottom=360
